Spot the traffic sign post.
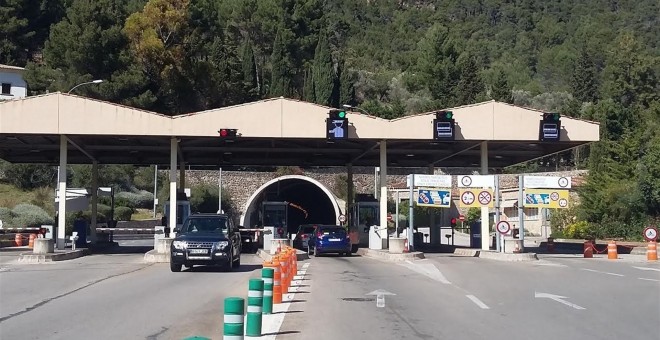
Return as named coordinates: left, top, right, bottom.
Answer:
left=496, top=221, right=511, bottom=235
left=643, top=226, right=658, bottom=242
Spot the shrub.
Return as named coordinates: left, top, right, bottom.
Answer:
left=0, top=207, right=16, bottom=228
left=96, top=204, right=112, bottom=221
left=115, top=190, right=154, bottom=209
left=114, top=206, right=134, bottom=221
left=11, top=203, right=54, bottom=228
left=564, top=221, right=590, bottom=239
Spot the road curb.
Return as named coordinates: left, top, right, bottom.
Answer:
left=356, top=248, right=425, bottom=262
left=144, top=250, right=170, bottom=263
left=453, top=248, right=480, bottom=257
left=18, top=249, right=90, bottom=263
left=478, top=250, right=538, bottom=261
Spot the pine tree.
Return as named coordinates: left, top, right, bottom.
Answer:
left=491, top=70, right=512, bottom=103
left=269, top=26, right=291, bottom=97
left=338, top=58, right=355, bottom=107
left=312, top=30, right=335, bottom=106
left=303, top=66, right=314, bottom=102
left=241, top=39, right=259, bottom=99
left=571, top=48, right=598, bottom=103
left=417, top=24, right=460, bottom=107
left=455, top=56, right=484, bottom=105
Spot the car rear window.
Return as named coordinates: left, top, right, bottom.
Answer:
left=320, top=227, right=346, bottom=235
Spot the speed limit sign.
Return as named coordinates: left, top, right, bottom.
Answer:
left=643, top=226, right=658, bottom=241
left=496, top=221, right=511, bottom=235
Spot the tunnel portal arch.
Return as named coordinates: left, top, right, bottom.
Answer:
left=240, top=175, right=342, bottom=231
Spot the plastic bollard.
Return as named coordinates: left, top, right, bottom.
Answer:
left=246, top=279, right=264, bottom=337
left=223, top=297, right=244, bottom=340
left=583, top=241, right=593, bottom=258
left=272, top=258, right=282, bottom=304
left=262, top=267, right=274, bottom=314
left=648, top=241, right=658, bottom=261
left=607, top=240, right=618, bottom=260
left=280, top=255, right=289, bottom=294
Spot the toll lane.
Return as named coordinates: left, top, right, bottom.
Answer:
left=277, top=253, right=660, bottom=340
left=0, top=253, right=263, bottom=340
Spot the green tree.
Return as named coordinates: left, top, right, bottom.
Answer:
left=338, top=58, right=355, bottom=106
left=269, top=26, right=293, bottom=97
left=417, top=24, right=460, bottom=107
left=312, top=30, right=335, bottom=106
left=241, top=39, right=259, bottom=99
left=571, top=47, right=599, bottom=103
left=491, top=69, right=513, bottom=103
left=455, top=55, right=484, bottom=105
left=303, top=65, right=314, bottom=102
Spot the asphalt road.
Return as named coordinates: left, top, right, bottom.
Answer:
left=276, top=253, right=660, bottom=340
left=0, top=243, right=263, bottom=340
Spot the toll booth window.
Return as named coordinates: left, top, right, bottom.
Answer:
left=263, top=204, right=287, bottom=226
left=359, top=206, right=379, bottom=226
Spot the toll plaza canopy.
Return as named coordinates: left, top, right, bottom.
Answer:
left=0, top=93, right=599, bottom=169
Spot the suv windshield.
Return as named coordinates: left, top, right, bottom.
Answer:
left=181, top=217, right=228, bottom=234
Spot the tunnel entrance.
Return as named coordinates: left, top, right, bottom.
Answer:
left=240, top=175, right=341, bottom=235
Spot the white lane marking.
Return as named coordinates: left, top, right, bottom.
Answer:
left=633, top=266, right=660, bottom=272
left=260, top=262, right=309, bottom=340
left=535, top=292, right=586, bottom=310
left=638, top=278, right=660, bottom=282
left=400, top=261, right=451, bottom=284
left=580, top=268, right=624, bottom=277
left=535, top=261, right=567, bottom=267
left=466, top=295, right=490, bottom=309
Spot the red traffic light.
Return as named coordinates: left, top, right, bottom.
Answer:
left=220, top=129, right=228, bottom=137
left=451, top=218, right=457, bottom=224
left=218, top=128, right=237, bottom=138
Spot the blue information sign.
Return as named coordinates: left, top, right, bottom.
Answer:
left=417, top=189, right=451, bottom=208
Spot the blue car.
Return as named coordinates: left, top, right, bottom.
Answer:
left=308, top=225, right=351, bottom=257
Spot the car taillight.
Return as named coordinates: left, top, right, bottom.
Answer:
left=302, top=235, right=308, bottom=239
left=317, top=231, right=323, bottom=238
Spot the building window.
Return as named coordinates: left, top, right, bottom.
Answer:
left=1, top=83, right=10, bottom=95
left=524, top=208, right=539, bottom=220
left=503, top=207, right=518, bottom=221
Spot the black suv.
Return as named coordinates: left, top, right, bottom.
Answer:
left=170, top=213, right=241, bottom=272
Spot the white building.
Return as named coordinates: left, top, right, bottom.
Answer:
left=0, top=64, right=27, bottom=100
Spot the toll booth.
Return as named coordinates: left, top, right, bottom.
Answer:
left=469, top=222, right=481, bottom=248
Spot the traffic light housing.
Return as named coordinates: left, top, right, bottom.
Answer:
left=450, top=217, right=457, bottom=228
left=433, top=110, right=455, bottom=140
left=539, top=113, right=561, bottom=142
left=326, top=109, right=348, bottom=140
left=218, top=128, right=238, bottom=139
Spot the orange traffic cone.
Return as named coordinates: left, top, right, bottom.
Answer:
left=607, top=240, right=618, bottom=260
left=648, top=241, right=658, bottom=261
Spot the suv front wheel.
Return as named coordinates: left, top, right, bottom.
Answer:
left=170, top=262, right=182, bottom=272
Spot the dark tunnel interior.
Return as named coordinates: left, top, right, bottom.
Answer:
left=255, top=179, right=336, bottom=234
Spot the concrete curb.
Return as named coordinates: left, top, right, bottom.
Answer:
left=478, top=250, right=538, bottom=261
left=356, top=248, right=425, bottom=262
left=18, top=249, right=90, bottom=263
left=256, top=249, right=310, bottom=262
left=144, top=250, right=170, bottom=263
left=453, top=248, right=480, bottom=257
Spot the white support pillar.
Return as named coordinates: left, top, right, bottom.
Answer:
left=379, top=140, right=388, bottom=246
left=56, top=136, right=68, bottom=250
left=90, top=161, right=98, bottom=243
left=480, top=141, right=490, bottom=250
left=169, top=137, right=178, bottom=238
left=428, top=164, right=438, bottom=245
left=346, top=163, right=353, bottom=227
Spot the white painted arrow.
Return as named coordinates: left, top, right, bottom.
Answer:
left=535, top=292, right=585, bottom=310
left=366, top=289, right=396, bottom=308
left=633, top=266, right=660, bottom=272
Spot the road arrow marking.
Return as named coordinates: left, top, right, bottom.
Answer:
left=535, top=292, right=585, bottom=310
left=366, top=289, right=396, bottom=308
left=633, top=266, right=660, bottom=272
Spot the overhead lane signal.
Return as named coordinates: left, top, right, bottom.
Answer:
left=539, top=112, right=561, bottom=142
left=433, top=110, right=455, bottom=140
left=218, top=128, right=238, bottom=139
left=327, top=109, right=348, bottom=140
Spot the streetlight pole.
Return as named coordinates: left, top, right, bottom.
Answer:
left=67, top=79, right=103, bottom=94
left=342, top=104, right=371, bottom=116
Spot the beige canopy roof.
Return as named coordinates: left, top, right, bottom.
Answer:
left=0, top=93, right=599, bottom=168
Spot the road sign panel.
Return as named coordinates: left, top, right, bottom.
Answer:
left=496, top=221, right=511, bottom=234
left=459, top=215, right=465, bottom=221
left=338, top=214, right=346, bottom=223
left=457, top=175, right=495, bottom=188
left=459, top=189, right=494, bottom=208
left=478, top=191, right=492, bottom=205
left=643, top=226, right=658, bottom=241
left=524, top=189, right=569, bottom=208
left=524, top=176, right=572, bottom=189
left=407, top=174, right=452, bottom=188
left=417, top=188, right=451, bottom=208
